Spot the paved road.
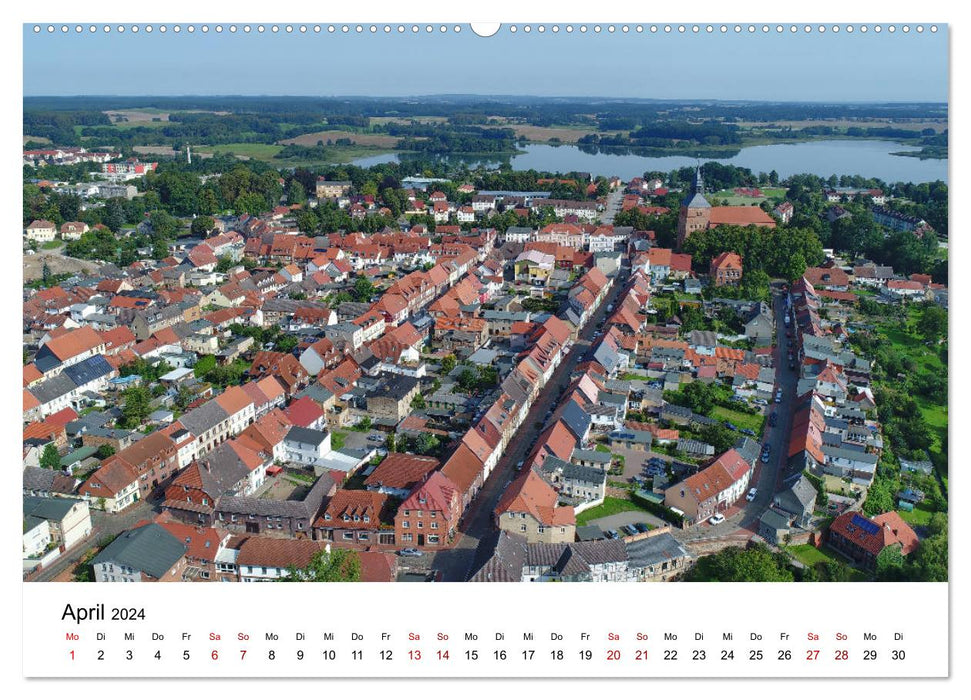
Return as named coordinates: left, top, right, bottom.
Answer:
left=30, top=498, right=157, bottom=582
left=432, top=261, right=633, bottom=581
left=679, top=283, right=799, bottom=541
left=600, top=187, right=626, bottom=226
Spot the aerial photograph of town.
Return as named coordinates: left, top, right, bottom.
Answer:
left=21, top=24, right=948, bottom=585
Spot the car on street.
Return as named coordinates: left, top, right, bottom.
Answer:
left=398, top=548, right=423, bottom=557
left=761, top=451, right=771, bottom=464
left=768, top=413, right=777, bottom=427
left=515, top=460, right=524, bottom=470
left=709, top=513, right=726, bottom=525
left=774, top=394, right=782, bottom=404
left=746, top=487, right=758, bottom=502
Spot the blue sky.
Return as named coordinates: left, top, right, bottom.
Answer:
left=23, top=24, right=948, bottom=102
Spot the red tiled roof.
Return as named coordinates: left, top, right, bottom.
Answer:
left=363, top=453, right=440, bottom=491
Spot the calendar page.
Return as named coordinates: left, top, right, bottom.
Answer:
left=13, top=0, right=958, bottom=693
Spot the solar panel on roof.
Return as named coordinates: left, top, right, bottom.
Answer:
left=851, top=513, right=880, bottom=536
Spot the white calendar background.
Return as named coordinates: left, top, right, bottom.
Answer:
left=23, top=583, right=947, bottom=678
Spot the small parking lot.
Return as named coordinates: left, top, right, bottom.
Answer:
left=585, top=510, right=668, bottom=534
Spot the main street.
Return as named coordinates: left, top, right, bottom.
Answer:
left=679, top=282, right=799, bottom=542
left=430, top=259, right=632, bottom=581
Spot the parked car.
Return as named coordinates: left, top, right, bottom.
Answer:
left=741, top=428, right=756, bottom=437
left=746, top=487, right=758, bottom=502
left=606, top=529, right=620, bottom=540
left=709, top=513, right=726, bottom=525
left=633, top=522, right=650, bottom=534
left=768, top=413, right=777, bottom=427
left=398, top=548, right=423, bottom=557
left=723, top=421, right=738, bottom=431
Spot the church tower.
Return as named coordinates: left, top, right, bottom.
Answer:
left=676, top=167, right=711, bottom=249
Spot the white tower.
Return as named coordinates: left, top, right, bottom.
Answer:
left=186, top=145, right=192, bottom=165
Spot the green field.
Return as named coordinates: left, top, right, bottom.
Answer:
left=787, top=544, right=836, bottom=567
left=196, top=142, right=392, bottom=166
left=197, top=143, right=284, bottom=159
left=786, top=544, right=868, bottom=580
left=897, top=503, right=936, bottom=527
left=710, top=405, right=765, bottom=434
left=575, top=497, right=651, bottom=527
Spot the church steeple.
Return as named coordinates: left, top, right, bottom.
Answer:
left=677, top=164, right=711, bottom=250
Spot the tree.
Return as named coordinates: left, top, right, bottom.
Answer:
left=440, top=354, right=457, bottom=374
left=190, top=215, right=216, bottom=237
left=120, top=385, right=152, bottom=428
left=411, top=394, right=426, bottom=409
left=96, top=444, right=116, bottom=460
left=103, top=199, right=126, bottom=232
left=683, top=543, right=795, bottom=582
left=281, top=548, right=362, bottom=582
left=193, top=355, right=217, bottom=378
left=875, top=545, right=907, bottom=581
left=909, top=529, right=947, bottom=582
left=216, top=256, right=236, bottom=273
left=287, top=179, right=307, bottom=206
left=351, top=275, right=375, bottom=303
left=40, top=443, right=61, bottom=470
left=916, top=304, right=947, bottom=342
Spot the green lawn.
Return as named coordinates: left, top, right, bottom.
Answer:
left=331, top=430, right=348, bottom=451
left=40, top=240, right=62, bottom=250
left=620, top=372, right=650, bottom=381
left=575, top=497, right=651, bottom=527
left=898, top=503, right=936, bottom=527
left=786, top=544, right=868, bottom=580
left=711, top=406, right=765, bottom=434
left=787, top=544, right=835, bottom=567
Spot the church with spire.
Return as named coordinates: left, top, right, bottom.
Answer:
left=676, top=167, right=711, bottom=249
left=676, top=165, right=777, bottom=250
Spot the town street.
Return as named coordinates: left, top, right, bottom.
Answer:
left=29, top=498, right=157, bottom=582
left=678, top=282, right=799, bottom=542
left=429, top=259, right=632, bottom=581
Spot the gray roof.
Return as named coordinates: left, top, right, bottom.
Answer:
left=821, top=445, right=878, bottom=464
left=760, top=508, right=793, bottom=531
left=733, top=437, right=760, bottom=467
left=296, top=383, right=335, bottom=404
left=178, top=400, right=230, bottom=436
left=683, top=192, right=711, bottom=209
left=625, top=532, right=690, bottom=568
left=196, top=442, right=257, bottom=498
left=575, top=525, right=606, bottom=541
left=29, top=373, right=77, bottom=405
left=571, top=449, right=612, bottom=465
left=372, top=374, right=419, bottom=401
left=216, top=472, right=334, bottom=520
left=23, top=495, right=82, bottom=521
left=688, top=330, right=718, bottom=348
left=560, top=400, right=592, bottom=441
left=773, top=475, right=817, bottom=516
left=23, top=467, right=56, bottom=492
left=92, top=524, right=187, bottom=579
left=285, top=426, right=329, bottom=448
left=468, top=529, right=528, bottom=582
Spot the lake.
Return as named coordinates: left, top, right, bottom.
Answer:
left=352, top=139, right=947, bottom=184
